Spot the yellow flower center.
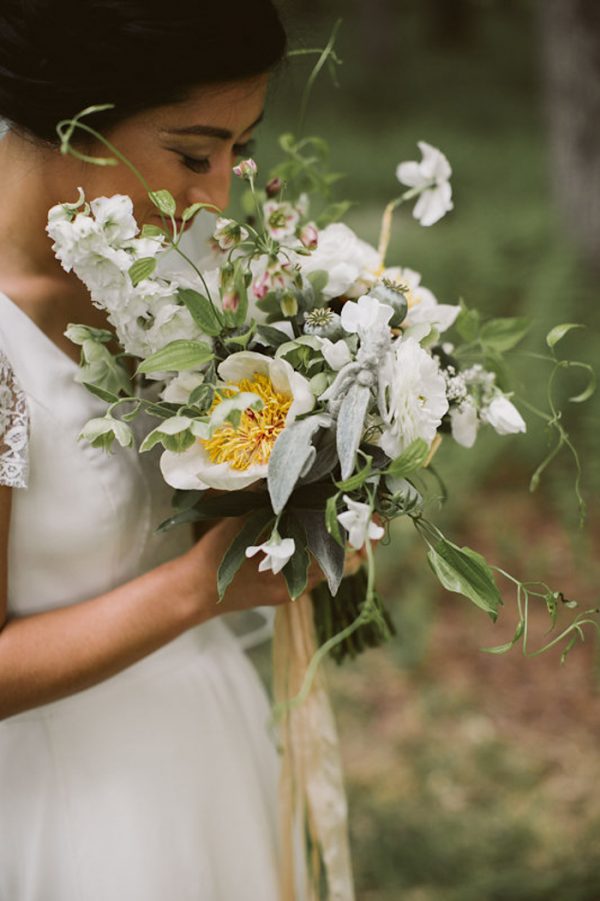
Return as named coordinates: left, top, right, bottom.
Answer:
left=201, top=373, right=292, bottom=471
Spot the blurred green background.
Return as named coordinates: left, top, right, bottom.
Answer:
left=247, top=1, right=600, bottom=898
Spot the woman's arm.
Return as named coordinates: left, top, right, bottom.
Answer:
left=0, top=491, right=298, bottom=721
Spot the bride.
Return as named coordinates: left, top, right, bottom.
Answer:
left=0, top=1, right=321, bottom=897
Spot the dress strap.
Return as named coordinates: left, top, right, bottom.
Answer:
left=0, top=348, right=29, bottom=488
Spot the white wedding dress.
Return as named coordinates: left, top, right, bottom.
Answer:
left=0, top=289, right=282, bottom=901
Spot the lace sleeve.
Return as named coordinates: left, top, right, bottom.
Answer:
left=0, top=349, right=29, bottom=488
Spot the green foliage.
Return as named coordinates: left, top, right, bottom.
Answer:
left=177, top=288, right=223, bottom=336
left=136, top=339, right=214, bottom=374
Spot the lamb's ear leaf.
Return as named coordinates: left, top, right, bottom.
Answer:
left=217, top=509, right=275, bottom=601
left=268, top=416, right=327, bottom=514
left=279, top=513, right=309, bottom=600
left=337, top=383, right=371, bottom=480
left=296, top=509, right=345, bottom=595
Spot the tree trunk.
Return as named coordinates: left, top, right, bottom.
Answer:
left=539, top=0, right=600, bottom=264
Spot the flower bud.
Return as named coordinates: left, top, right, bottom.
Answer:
left=232, top=158, right=258, bottom=180
left=280, top=290, right=299, bottom=317
left=265, top=177, right=284, bottom=198
left=299, top=222, right=319, bottom=250
left=368, top=279, right=408, bottom=327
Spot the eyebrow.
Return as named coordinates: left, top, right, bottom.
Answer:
left=161, top=111, right=264, bottom=139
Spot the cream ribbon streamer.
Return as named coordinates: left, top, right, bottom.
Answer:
left=273, top=594, right=355, bottom=901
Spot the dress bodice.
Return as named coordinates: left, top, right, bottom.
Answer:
left=0, top=291, right=193, bottom=617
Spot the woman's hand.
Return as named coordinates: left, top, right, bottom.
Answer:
left=182, top=516, right=326, bottom=623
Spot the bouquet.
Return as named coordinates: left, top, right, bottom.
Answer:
left=47, top=104, right=597, bottom=900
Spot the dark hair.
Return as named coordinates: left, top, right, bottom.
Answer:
left=0, top=0, right=287, bottom=143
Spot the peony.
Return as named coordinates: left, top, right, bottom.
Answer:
left=382, top=266, right=459, bottom=335
left=396, top=141, right=453, bottom=227
left=378, top=337, right=448, bottom=458
left=160, top=351, right=314, bottom=491
left=297, top=223, right=379, bottom=300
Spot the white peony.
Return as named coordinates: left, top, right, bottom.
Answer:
left=378, top=337, right=449, bottom=458
left=297, top=223, right=379, bottom=300
left=382, top=266, right=459, bottom=334
left=396, top=141, right=453, bottom=227
left=160, top=351, right=314, bottom=491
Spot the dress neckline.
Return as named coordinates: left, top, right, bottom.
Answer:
left=0, top=290, right=80, bottom=372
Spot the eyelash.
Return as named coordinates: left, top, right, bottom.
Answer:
left=180, top=140, right=256, bottom=174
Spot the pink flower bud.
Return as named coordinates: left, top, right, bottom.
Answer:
left=299, top=222, right=319, bottom=250
left=265, top=177, right=283, bottom=198
left=251, top=270, right=271, bottom=300
left=222, top=291, right=240, bottom=312
left=232, top=158, right=258, bottom=180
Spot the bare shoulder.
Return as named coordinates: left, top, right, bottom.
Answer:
left=0, top=486, right=11, bottom=627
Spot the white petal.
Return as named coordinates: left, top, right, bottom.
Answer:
left=160, top=442, right=266, bottom=491
left=450, top=402, right=479, bottom=448
left=396, top=161, right=424, bottom=187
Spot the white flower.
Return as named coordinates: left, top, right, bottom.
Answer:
left=318, top=338, right=352, bottom=371
left=382, top=266, right=459, bottom=334
left=263, top=201, right=300, bottom=241
left=481, top=395, right=526, bottom=436
left=212, top=217, right=249, bottom=251
left=396, top=141, right=453, bottom=227
left=297, top=223, right=379, bottom=300
left=378, top=337, right=448, bottom=458
left=161, top=371, right=206, bottom=404
left=340, top=294, right=394, bottom=337
left=245, top=536, right=296, bottom=574
left=337, top=496, right=384, bottom=550
left=160, top=351, right=314, bottom=491
left=450, top=398, right=479, bottom=448
left=90, top=195, right=138, bottom=245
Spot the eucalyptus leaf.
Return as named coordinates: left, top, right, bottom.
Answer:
left=337, top=382, right=371, bottom=480
left=268, top=415, right=327, bottom=514
left=136, top=339, right=214, bottom=374
left=427, top=539, right=503, bottom=621
left=217, top=509, right=275, bottom=601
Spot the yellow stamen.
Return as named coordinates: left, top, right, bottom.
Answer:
left=202, top=373, right=291, bottom=470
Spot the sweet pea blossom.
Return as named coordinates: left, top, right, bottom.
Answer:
left=481, top=395, right=526, bottom=436
left=396, top=141, right=453, bottom=227
left=337, top=496, right=384, bottom=550
left=245, top=536, right=296, bottom=574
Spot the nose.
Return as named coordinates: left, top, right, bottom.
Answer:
left=186, top=164, right=232, bottom=215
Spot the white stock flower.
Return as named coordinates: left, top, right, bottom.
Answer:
left=160, top=351, right=314, bottom=491
left=481, top=395, right=526, bottom=436
left=245, top=536, right=296, bottom=574
left=382, top=266, right=460, bottom=334
left=337, top=496, right=384, bottom=550
left=90, top=195, right=138, bottom=245
left=340, top=294, right=394, bottom=337
left=450, top=398, right=479, bottom=448
left=396, top=141, right=453, bottom=227
left=297, top=223, right=379, bottom=300
left=378, top=337, right=448, bottom=458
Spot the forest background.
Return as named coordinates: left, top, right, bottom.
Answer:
left=242, top=1, right=600, bottom=898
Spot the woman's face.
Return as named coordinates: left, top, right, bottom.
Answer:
left=68, top=75, right=268, bottom=230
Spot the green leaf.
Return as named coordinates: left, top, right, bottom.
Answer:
left=480, top=317, right=530, bottom=352
left=82, top=382, right=120, bottom=404
left=255, top=324, right=291, bottom=349
left=296, top=509, right=345, bottom=595
left=480, top=621, right=524, bottom=655
left=136, top=339, right=214, bottom=374
left=148, top=189, right=176, bottom=216
left=129, top=256, right=157, bottom=287
left=427, top=539, right=503, bottom=621
left=307, top=269, right=330, bottom=295
left=141, top=224, right=165, bottom=238
left=182, top=201, right=215, bottom=222
left=280, top=513, right=309, bottom=600
left=217, top=509, right=275, bottom=601
left=567, top=363, right=596, bottom=404
left=546, top=322, right=584, bottom=349
left=316, top=200, right=353, bottom=228
left=385, top=438, right=429, bottom=479
left=325, top=492, right=344, bottom=546
left=335, top=453, right=372, bottom=491
left=454, top=302, right=480, bottom=343
left=177, top=288, right=223, bottom=336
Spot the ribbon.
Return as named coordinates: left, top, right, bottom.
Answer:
left=273, top=594, right=355, bottom=901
